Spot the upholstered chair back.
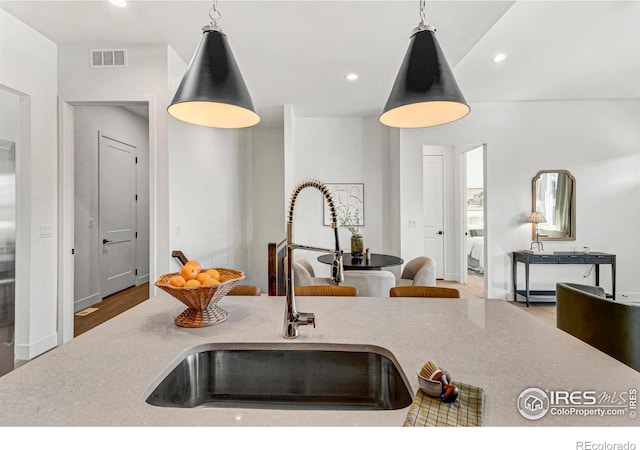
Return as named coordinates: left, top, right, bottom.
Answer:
left=390, top=286, right=460, bottom=298
left=557, top=282, right=640, bottom=372
left=294, top=285, right=358, bottom=296
left=399, top=256, right=437, bottom=286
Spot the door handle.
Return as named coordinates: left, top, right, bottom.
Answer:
left=103, top=239, right=113, bottom=244
left=437, top=231, right=444, bottom=235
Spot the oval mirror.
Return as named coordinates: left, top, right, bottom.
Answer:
left=531, top=170, right=575, bottom=241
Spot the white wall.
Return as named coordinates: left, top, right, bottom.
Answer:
left=0, top=9, right=58, bottom=359
left=247, top=127, right=284, bottom=293
left=291, top=116, right=394, bottom=278
left=73, top=105, right=149, bottom=312
left=165, top=53, right=250, bottom=278
left=0, top=89, right=20, bottom=142
left=167, top=119, right=249, bottom=274
left=397, top=100, right=640, bottom=300
left=466, top=146, right=484, bottom=189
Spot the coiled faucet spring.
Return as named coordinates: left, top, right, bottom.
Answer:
left=283, top=179, right=344, bottom=338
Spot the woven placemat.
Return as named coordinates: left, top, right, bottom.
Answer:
left=403, top=382, right=485, bottom=427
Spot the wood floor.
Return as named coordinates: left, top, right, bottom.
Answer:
left=437, top=273, right=557, bottom=327
left=74, top=283, right=150, bottom=337
left=437, top=272, right=485, bottom=299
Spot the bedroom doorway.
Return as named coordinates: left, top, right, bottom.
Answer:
left=462, top=145, right=485, bottom=291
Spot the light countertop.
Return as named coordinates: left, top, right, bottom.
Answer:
left=0, top=294, right=638, bottom=426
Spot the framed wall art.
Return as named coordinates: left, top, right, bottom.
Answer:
left=323, top=183, right=364, bottom=227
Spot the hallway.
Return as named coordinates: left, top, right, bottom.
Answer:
left=74, top=283, right=150, bottom=337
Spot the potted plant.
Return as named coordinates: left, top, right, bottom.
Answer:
left=340, top=208, right=364, bottom=258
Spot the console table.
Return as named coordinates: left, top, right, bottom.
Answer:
left=512, top=251, right=616, bottom=307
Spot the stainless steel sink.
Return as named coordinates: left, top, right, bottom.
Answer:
left=144, top=343, right=413, bottom=410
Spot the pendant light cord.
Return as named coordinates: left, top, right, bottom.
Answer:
left=204, top=0, right=223, bottom=31
left=209, top=0, right=221, bottom=25
left=419, top=0, right=426, bottom=25
left=415, top=0, right=435, bottom=34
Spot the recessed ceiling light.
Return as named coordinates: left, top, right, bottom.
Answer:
left=345, top=73, right=359, bottom=81
left=109, top=0, right=127, bottom=7
left=493, top=53, right=507, bottom=63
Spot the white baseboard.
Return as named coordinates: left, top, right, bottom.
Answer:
left=444, top=272, right=461, bottom=283
left=488, top=287, right=510, bottom=301
left=137, top=274, right=149, bottom=285
left=74, top=292, right=100, bottom=313
left=15, top=332, right=58, bottom=360
left=618, top=292, right=640, bottom=302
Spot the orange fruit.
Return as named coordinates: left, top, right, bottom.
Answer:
left=168, top=275, right=186, bottom=287
left=180, top=264, right=199, bottom=281
left=184, top=279, right=201, bottom=288
left=184, top=260, right=201, bottom=273
left=196, top=273, right=212, bottom=284
left=201, top=277, right=221, bottom=287
left=205, top=269, right=221, bottom=281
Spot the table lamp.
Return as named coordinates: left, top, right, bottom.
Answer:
left=528, top=212, right=547, bottom=251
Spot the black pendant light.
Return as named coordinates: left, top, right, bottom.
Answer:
left=168, top=0, right=260, bottom=128
left=380, top=1, right=469, bottom=128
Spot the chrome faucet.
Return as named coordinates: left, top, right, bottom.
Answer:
left=283, top=179, right=344, bottom=339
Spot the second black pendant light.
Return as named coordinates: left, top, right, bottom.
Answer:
left=380, top=0, right=470, bottom=128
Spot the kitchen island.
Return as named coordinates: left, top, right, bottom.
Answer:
left=0, top=294, right=638, bottom=426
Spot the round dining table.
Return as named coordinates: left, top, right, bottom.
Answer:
left=317, top=252, right=404, bottom=270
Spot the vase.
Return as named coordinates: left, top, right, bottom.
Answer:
left=351, top=235, right=364, bottom=258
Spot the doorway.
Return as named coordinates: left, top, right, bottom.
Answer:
left=462, top=146, right=486, bottom=293
left=69, top=104, right=150, bottom=314
left=422, top=144, right=487, bottom=297
left=0, top=139, right=16, bottom=377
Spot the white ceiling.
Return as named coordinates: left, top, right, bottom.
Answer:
left=1, top=0, right=639, bottom=127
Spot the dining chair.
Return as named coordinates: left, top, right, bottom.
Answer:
left=294, top=285, right=358, bottom=296
left=396, top=256, right=436, bottom=287
left=227, top=285, right=261, bottom=296
left=290, top=257, right=333, bottom=286
left=343, top=270, right=396, bottom=297
left=389, top=286, right=460, bottom=298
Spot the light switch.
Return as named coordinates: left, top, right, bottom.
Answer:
left=38, top=224, right=53, bottom=238
left=175, top=225, right=181, bottom=237
left=89, top=218, right=94, bottom=228
left=408, top=219, right=417, bottom=228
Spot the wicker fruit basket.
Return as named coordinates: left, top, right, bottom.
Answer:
left=155, top=268, right=245, bottom=328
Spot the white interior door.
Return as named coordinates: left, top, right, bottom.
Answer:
left=423, top=155, right=445, bottom=279
left=99, top=133, right=136, bottom=298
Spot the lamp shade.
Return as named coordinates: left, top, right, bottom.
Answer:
left=380, top=28, right=470, bottom=128
left=528, top=212, right=547, bottom=224
left=168, top=29, right=260, bottom=128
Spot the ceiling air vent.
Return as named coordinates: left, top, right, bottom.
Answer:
left=90, top=49, right=128, bottom=68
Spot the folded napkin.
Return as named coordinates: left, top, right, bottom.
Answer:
left=403, top=381, right=485, bottom=427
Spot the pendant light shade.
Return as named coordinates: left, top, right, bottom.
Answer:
left=380, top=27, right=470, bottom=128
left=168, top=28, right=260, bottom=128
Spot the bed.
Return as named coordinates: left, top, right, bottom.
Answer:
left=466, top=228, right=484, bottom=274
